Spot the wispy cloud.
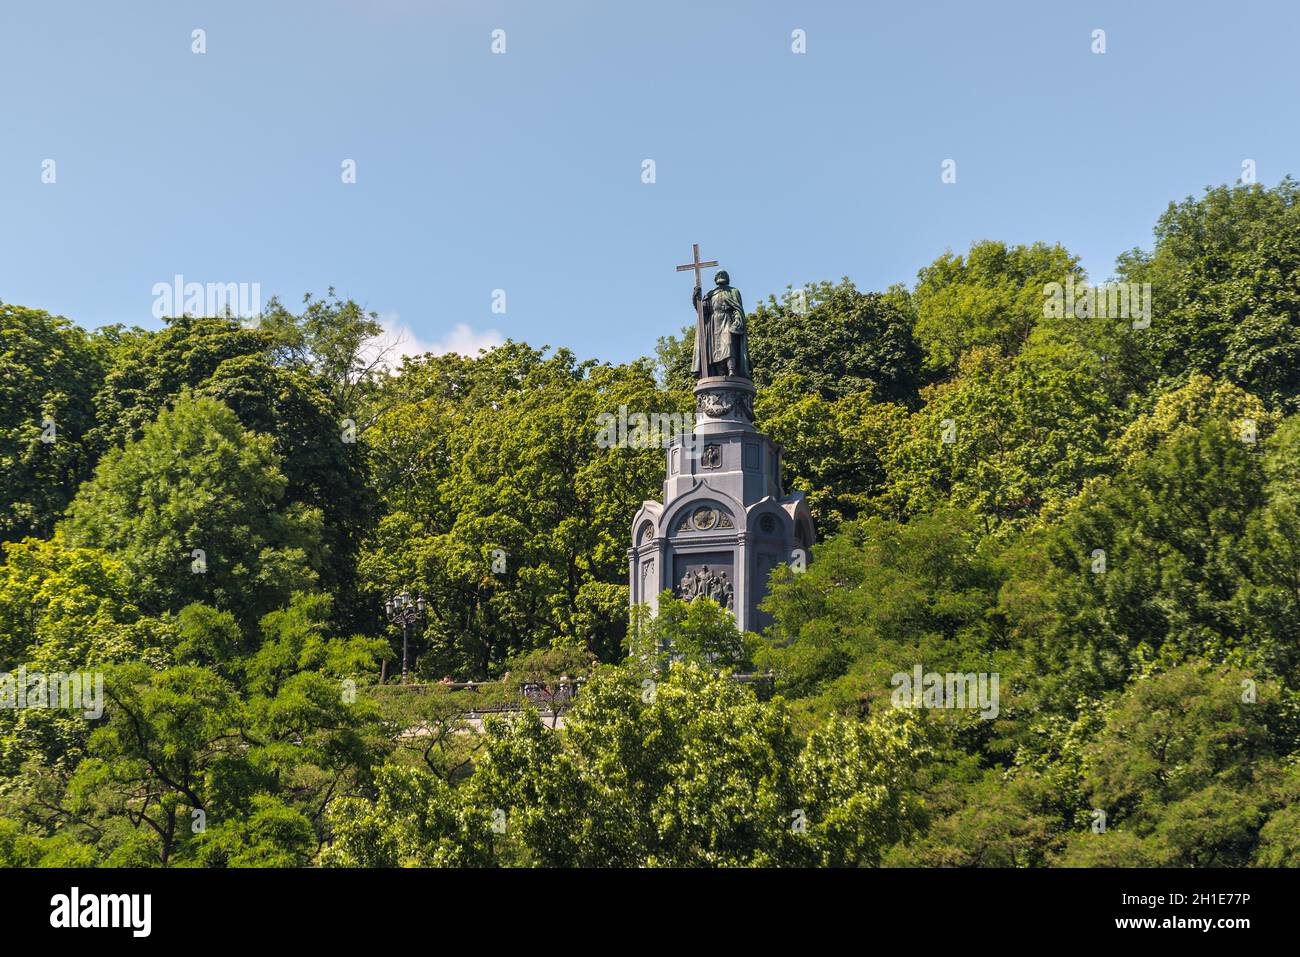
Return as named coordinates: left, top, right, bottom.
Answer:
left=428, top=322, right=505, bottom=357
left=367, top=313, right=504, bottom=369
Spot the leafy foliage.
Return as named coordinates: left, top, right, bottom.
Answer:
left=1117, top=178, right=1300, bottom=411
left=5, top=177, right=1300, bottom=868
left=326, top=663, right=931, bottom=867
left=912, top=240, right=1083, bottom=370
left=0, top=304, right=103, bottom=541
left=358, top=345, right=682, bottom=677
left=62, top=393, right=324, bottom=626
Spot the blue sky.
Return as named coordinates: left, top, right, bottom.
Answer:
left=2, top=0, right=1296, bottom=364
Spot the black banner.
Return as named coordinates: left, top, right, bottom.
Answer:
left=0, top=867, right=1280, bottom=943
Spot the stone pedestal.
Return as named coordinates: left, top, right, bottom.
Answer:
left=628, top=376, right=815, bottom=634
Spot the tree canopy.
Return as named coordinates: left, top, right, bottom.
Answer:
left=4, top=177, right=1300, bottom=868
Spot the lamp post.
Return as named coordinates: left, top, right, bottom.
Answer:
left=385, top=589, right=426, bottom=682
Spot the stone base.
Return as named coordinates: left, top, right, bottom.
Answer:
left=629, top=387, right=814, bottom=634
left=694, top=375, right=756, bottom=433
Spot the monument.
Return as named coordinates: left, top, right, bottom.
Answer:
left=628, top=245, right=815, bottom=634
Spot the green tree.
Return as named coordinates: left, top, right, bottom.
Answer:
left=885, top=343, right=1122, bottom=532
left=326, top=663, right=931, bottom=867
left=0, top=535, right=171, bottom=776
left=628, top=592, right=756, bottom=670
left=198, top=353, right=375, bottom=626
left=1000, top=416, right=1270, bottom=713
left=754, top=374, right=910, bottom=533
left=88, top=315, right=270, bottom=452
left=323, top=763, right=495, bottom=867
left=1235, top=415, right=1300, bottom=682
left=9, top=604, right=385, bottom=867
left=884, top=771, right=1059, bottom=867
left=62, top=393, right=324, bottom=626
left=657, top=279, right=923, bottom=405
left=0, top=304, right=103, bottom=541
left=256, top=290, right=386, bottom=414
left=748, top=280, right=922, bottom=403
left=1052, top=664, right=1280, bottom=867
left=912, top=240, right=1083, bottom=370
left=795, top=711, right=932, bottom=866
left=83, top=314, right=373, bottom=626
left=1254, top=764, right=1300, bottom=866
left=191, top=796, right=316, bottom=867
left=758, top=510, right=1004, bottom=729
left=1117, top=178, right=1300, bottom=411
left=1111, top=374, right=1276, bottom=465
left=359, top=345, right=681, bottom=677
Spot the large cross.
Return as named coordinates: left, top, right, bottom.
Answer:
left=675, top=242, right=719, bottom=291
left=676, top=244, right=719, bottom=376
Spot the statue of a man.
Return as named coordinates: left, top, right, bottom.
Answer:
left=692, top=270, right=752, bottom=379
left=679, top=570, right=697, bottom=600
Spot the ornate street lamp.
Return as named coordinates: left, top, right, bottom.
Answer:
left=385, top=589, right=427, bottom=682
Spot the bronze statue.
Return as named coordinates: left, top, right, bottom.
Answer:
left=692, top=270, right=751, bottom=379
left=675, top=244, right=752, bottom=381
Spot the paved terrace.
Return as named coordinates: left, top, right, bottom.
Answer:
left=370, top=673, right=776, bottom=735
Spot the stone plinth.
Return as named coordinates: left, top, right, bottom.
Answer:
left=629, top=376, right=815, bottom=634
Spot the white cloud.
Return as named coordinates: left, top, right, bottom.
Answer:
left=429, top=321, right=505, bottom=357
left=366, top=313, right=504, bottom=370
